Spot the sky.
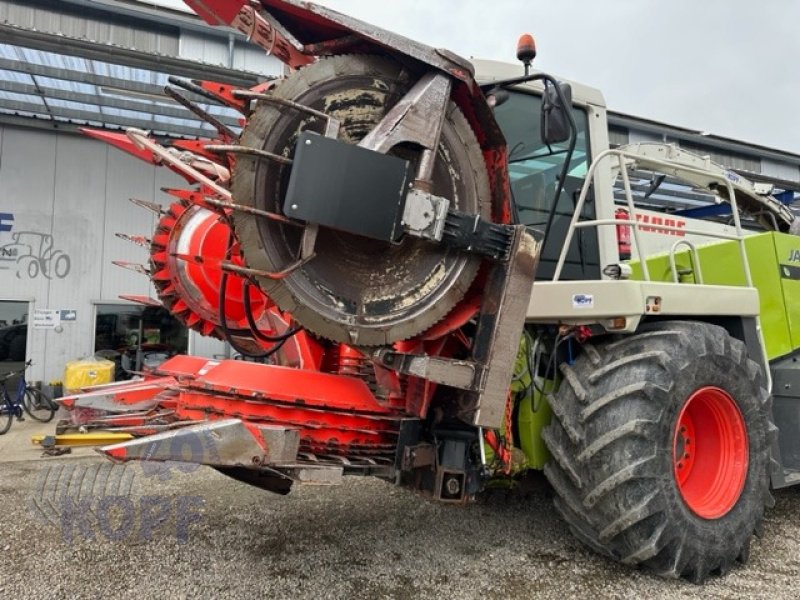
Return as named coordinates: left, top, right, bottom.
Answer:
left=149, top=0, right=800, bottom=154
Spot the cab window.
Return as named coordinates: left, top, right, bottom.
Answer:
left=494, top=90, right=600, bottom=280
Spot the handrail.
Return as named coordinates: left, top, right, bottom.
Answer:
left=552, top=147, right=752, bottom=287
left=550, top=146, right=770, bottom=392
left=570, top=219, right=744, bottom=241
left=669, top=240, right=704, bottom=284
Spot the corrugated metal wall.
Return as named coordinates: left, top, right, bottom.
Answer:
left=0, top=0, right=281, bottom=78
left=0, top=123, right=188, bottom=382
left=0, top=0, right=180, bottom=55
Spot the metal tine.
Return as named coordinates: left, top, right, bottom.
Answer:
left=171, top=252, right=315, bottom=281
left=318, top=454, right=352, bottom=466
left=115, top=233, right=151, bottom=247
left=160, top=186, right=302, bottom=227
left=127, top=128, right=231, bottom=198
left=112, top=261, right=150, bottom=275
left=205, top=144, right=292, bottom=166
left=118, top=294, right=162, bottom=307
left=223, top=254, right=316, bottom=280
left=130, top=197, right=165, bottom=215
left=167, top=75, right=236, bottom=107
left=164, top=85, right=239, bottom=141
left=232, top=90, right=341, bottom=138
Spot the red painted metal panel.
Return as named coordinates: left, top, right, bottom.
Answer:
left=187, top=360, right=397, bottom=415
left=183, top=0, right=245, bottom=25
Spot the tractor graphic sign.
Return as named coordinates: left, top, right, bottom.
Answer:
left=0, top=227, right=71, bottom=280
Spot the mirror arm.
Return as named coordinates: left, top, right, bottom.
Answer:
left=534, top=77, right=578, bottom=253
left=484, top=73, right=578, bottom=250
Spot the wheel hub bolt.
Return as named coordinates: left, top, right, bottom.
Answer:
left=445, top=476, right=461, bottom=496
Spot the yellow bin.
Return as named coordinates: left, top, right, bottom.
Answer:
left=63, top=357, right=115, bottom=392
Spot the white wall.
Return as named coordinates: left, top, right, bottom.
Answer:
left=0, top=124, right=187, bottom=382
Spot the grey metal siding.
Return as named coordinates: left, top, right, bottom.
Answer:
left=0, top=123, right=182, bottom=382
left=761, top=158, right=799, bottom=182
left=0, top=0, right=180, bottom=55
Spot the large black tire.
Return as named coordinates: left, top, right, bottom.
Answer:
left=232, top=55, right=490, bottom=345
left=542, top=320, right=775, bottom=582
left=23, top=388, right=55, bottom=423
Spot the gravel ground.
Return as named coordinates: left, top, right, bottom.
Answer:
left=1, top=456, right=800, bottom=599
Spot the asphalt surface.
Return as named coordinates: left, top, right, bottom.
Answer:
left=2, top=454, right=800, bottom=600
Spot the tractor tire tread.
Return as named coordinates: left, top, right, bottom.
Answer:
left=543, top=320, right=774, bottom=583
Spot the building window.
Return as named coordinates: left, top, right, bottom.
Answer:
left=0, top=300, right=28, bottom=380
left=94, top=303, right=187, bottom=379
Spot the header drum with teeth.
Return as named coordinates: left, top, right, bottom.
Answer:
left=231, top=55, right=491, bottom=346
left=150, top=200, right=269, bottom=350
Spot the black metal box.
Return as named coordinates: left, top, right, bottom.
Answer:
left=283, top=132, right=413, bottom=242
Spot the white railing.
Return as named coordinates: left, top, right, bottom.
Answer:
left=550, top=146, right=773, bottom=392
left=551, top=147, right=753, bottom=288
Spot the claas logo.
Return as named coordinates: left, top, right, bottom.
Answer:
left=634, top=213, right=686, bottom=237
left=789, top=249, right=800, bottom=263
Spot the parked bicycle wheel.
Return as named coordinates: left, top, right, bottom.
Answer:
left=0, top=402, right=12, bottom=435
left=23, top=388, right=55, bottom=423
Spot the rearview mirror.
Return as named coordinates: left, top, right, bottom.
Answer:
left=541, top=82, right=572, bottom=145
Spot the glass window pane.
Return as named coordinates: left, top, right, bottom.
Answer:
left=0, top=301, right=29, bottom=386
left=494, top=90, right=600, bottom=280
left=94, top=304, right=187, bottom=379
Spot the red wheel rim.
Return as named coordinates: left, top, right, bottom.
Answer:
left=673, top=386, right=748, bottom=519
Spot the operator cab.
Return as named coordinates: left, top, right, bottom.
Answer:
left=473, top=53, right=614, bottom=281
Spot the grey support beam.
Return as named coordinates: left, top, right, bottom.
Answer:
left=0, top=22, right=264, bottom=87
left=0, top=97, right=213, bottom=138
left=0, top=111, right=190, bottom=139
left=0, top=56, right=208, bottom=104
left=0, top=79, right=242, bottom=128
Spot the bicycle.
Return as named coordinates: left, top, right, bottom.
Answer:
left=0, top=360, right=56, bottom=434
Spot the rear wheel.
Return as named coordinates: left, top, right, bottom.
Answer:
left=0, top=400, right=12, bottom=434
left=542, top=320, right=775, bottom=582
left=23, top=388, right=55, bottom=423
left=50, top=251, right=70, bottom=279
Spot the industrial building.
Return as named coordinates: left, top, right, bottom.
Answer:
left=0, top=0, right=797, bottom=385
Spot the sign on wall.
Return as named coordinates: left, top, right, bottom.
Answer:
left=33, top=309, right=60, bottom=330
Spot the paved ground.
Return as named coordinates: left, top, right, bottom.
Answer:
left=2, top=419, right=800, bottom=599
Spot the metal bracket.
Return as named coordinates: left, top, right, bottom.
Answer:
left=401, top=189, right=450, bottom=242
left=401, top=443, right=436, bottom=470
left=373, top=228, right=539, bottom=429
left=471, top=229, right=539, bottom=428
left=442, top=210, right=517, bottom=261
left=358, top=71, right=452, bottom=189
left=373, top=349, right=484, bottom=392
